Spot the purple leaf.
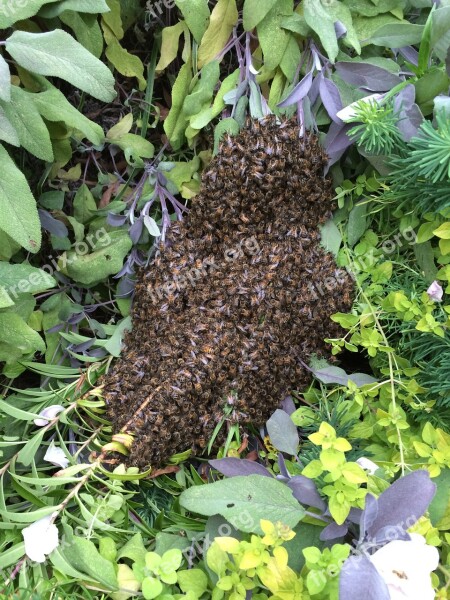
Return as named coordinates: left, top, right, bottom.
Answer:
left=360, top=494, right=378, bottom=538
left=280, top=395, right=296, bottom=415
left=277, top=454, right=291, bottom=480
left=278, top=70, right=314, bottom=107
left=319, top=76, right=343, bottom=122
left=287, top=475, right=326, bottom=510
left=340, top=555, right=390, bottom=600
left=366, top=471, right=436, bottom=537
left=209, top=458, right=272, bottom=478
left=398, top=46, right=419, bottom=66
left=335, top=62, right=402, bottom=91
left=324, top=121, right=353, bottom=167
left=335, top=20, right=347, bottom=39
left=107, top=213, right=128, bottom=227
left=38, top=209, right=68, bottom=238
left=394, top=84, right=423, bottom=141
left=129, top=219, right=144, bottom=244
left=320, top=522, right=348, bottom=541
left=266, top=409, right=299, bottom=455
left=372, top=525, right=410, bottom=545
left=308, top=364, right=377, bottom=387
left=309, top=73, right=321, bottom=106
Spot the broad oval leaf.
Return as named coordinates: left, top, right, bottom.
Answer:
left=30, top=84, right=104, bottom=146
left=366, top=470, right=436, bottom=537
left=0, top=54, right=11, bottom=102
left=6, top=30, right=116, bottom=102
left=175, top=0, right=210, bottom=44
left=266, top=409, right=299, bottom=455
left=209, top=458, right=272, bottom=478
left=340, top=555, right=390, bottom=600
left=0, top=0, right=57, bottom=27
left=0, top=86, right=53, bottom=162
left=0, top=144, right=41, bottom=252
left=180, top=475, right=305, bottom=533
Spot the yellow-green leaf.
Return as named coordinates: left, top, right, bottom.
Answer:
left=433, top=222, right=450, bottom=239
left=105, top=38, right=146, bottom=90
left=198, top=0, right=238, bottom=68
left=156, top=22, right=189, bottom=72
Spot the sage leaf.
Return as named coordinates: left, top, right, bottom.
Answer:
left=38, top=0, right=109, bottom=17
left=266, top=409, right=299, bottom=455
left=175, top=0, right=210, bottom=44
left=180, top=475, right=305, bottom=533
left=0, top=54, right=11, bottom=102
left=0, top=86, right=53, bottom=162
left=0, top=0, right=57, bottom=28
left=0, top=263, right=55, bottom=295
left=0, top=106, right=19, bottom=147
left=243, top=0, right=278, bottom=31
left=6, top=30, right=116, bottom=102
left=30, top=85, right=104, bottom=146
left=0, top=144, right=41, bottom=253
left=197, top=0, right=238, bottom=68
left=61, top=537, right=118, bottom=590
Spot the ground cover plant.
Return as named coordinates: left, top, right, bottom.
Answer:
left=0, top=0, right=449, bottom=598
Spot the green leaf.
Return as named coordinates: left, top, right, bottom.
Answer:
left=164, top=62, right=193, bottom=150
left=257, top=0, right=293, bottom=70
left=62, top=536, right=119, bottom=590
left=0, top=54, right=11, bottom=102
left=346, top=202, right=368, bottom=247
left=320, top=219, right=342, bottom=257
left=0, top=106, right=19, bottom=146
left=431, top=7, right=450, bottom=62
left=0, top=86, right=53, bottom=162
left=0, top=543, right=25, bottom=569
left=418, top=6, right=434, bottom=74
left=39, top=0, right=110, bottom=17
left=6, top=30, right=116, bottom=102
left=156, top=22, right=188, bottom=72
left=0, top=312, right=45, bottom=362
left=117, top=533, right=147, bottom=565
left=175, top=0, right=210, bottom=44
left=214, top=117, right=240, bottom=154
left=108, top=133, right=154, bottom=159
left=177, top=569, right=209, bottom=596
left=30, top=85, right=104, bottom=146
left=243, top=0, right=278, bottom=31
left=0, top=263, right=55, bottom=298
left=304, top=0, right=338, bottom=62
left=59, top=11, right=104, bottom=58
left=429, top=468, right=450, bottom=529
left=0, top=144, right=41, bottom=253
left=17, top=429, right=46, bottom=467
left=0, top=287, right=13, bottom=309
left=61, top=230, right=132, bottom=285
left=197, top=0, right=238, bottom=68
left=367, top=22, right=424, bottom=47
left=105, top=37, right=146, bottom=91
left=73, top=184, right=98, bottom=224
left=0, top=0, right=57, bottom=27
left=180, top=475, right=305, bottom=533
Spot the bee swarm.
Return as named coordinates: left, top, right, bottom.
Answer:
left=103, top=117, right=354, bottom=469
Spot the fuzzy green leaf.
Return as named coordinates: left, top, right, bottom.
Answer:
left=105, top=37, right=146, bottom=90
left=243, top=0, right=278, bottom=31
left=0, top=0, right=57, bottom=27
left=0, top=54, right=11, bottom=102
left=30, top=85, right=104, bottom=146
left=175, top=0, right=210, bottom=44
left=62, top=536, right=119, bottom=590
left=0, top=263, right=55, bottom=297
left=0, top=106, right=19, bottom=146
left=0, top=86, right=53, bottom=162
left=180, top=475, right=305, bottom=533
left=0, top=144, right=41, bottom=253
left=6, top=30, right=116, bottom=102
left=257, top=0, right=293, bottom=70
left=39, top=0, right=110, bottom=17
left=197, top=0, right=238, bottom=68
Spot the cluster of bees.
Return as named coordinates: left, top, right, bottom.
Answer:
left=102, top=117, right=354, bottom=469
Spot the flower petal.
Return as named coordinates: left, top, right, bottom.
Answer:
left=22, top=515, right=59, bottom=563
left=44, top=443, right=69, bottom=469
left=34, top=405, right=65, bottom=427
left=427, top=281, right=443, bottom=302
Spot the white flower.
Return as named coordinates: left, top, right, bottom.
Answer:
left=427, top=281, right=443, bottom=302
left=34, top=405, right=64, bottom=427
left=336, top=93, right=384, bottom=122
left=370, top=533, right=439, bottom=600
left=22, top=514, right=59, bottom=563
left=44, top=443, right=69, bottom=469
left=356, top=457, right=379, bottom=475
